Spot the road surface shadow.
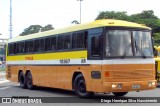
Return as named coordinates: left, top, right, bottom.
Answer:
left=11, top=85, right=160, bottom=103
left=14, top=85, right=117, bottom=97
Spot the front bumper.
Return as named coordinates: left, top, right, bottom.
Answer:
left=103, top=80, right=157, bottom=92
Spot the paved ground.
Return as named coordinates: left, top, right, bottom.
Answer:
left=0, top=74, right=160, bottom=106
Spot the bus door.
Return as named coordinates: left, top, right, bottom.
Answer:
left=88, top=28, right=103, bottom=92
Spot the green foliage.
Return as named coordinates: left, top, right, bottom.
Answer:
left=96, top=10, right=160, bottom=45
left=96, top=11, right=129, bottom=20
left=19, top=25, right=43, bottom=36
left=71, top=20, right=80, bottom=25
left=41, top=24, right=54, bottom=32
left=153, top=33, right=160, bottom=46
left=96, top=10, right=160, bottom=32
left=19, top=24, right=54, bottom=36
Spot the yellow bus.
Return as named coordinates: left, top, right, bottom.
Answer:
left=6, top=19, right=157, bottom=97
left=154, top=46, right=160, bottom=82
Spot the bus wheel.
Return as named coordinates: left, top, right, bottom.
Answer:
left=26, top=71, right=34, bottom=90
left=74, top=74, right=94, bottom=98
left=19, top=72, right=27, bottom=89
left=112, top=92, right=128, bottom=96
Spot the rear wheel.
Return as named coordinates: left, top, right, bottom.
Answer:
left=19, top=72, right=27, bottom=89
left=26, top=71, right=34, bottom=90
left=74, top=74, right=94, bottom=98
left=112, top=92, right=128, bottom=96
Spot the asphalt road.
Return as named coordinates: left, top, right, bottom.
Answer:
left=0, top=75, right=160, bottom=106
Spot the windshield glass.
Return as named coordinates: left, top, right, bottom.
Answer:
left=105, top=30, right=153, bottom=57
left=133, top=31, right=153, bottom=57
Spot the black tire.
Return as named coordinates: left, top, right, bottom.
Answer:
left=112, top=92, right=128, bottom=96
left=19, top=72, right=27, bottom=89
left=74, top=74, right=94, bottom=98
left=26, top=71, right=34, bottom=90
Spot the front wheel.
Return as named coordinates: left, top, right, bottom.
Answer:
left=74, top=74, right=94, bottom=98
left=112, top=92, right=128, bottom=96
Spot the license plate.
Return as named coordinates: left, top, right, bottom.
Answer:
left=132, top=84, right=141, bottom=89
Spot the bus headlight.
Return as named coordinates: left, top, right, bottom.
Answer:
left=112, top=84, right=117, bottom=89
left=112, top=83, right=122, bottom=89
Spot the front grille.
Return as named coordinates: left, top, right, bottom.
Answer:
left=112, top=70, right=153, bottom=79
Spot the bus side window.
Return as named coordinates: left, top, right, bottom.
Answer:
left=58, top=34, right=71, bottom=50
left=72, top=31, right=88, bottom=49
left=51, top=37, right=56, bottom=51
left=17, top=42, right=25, bottom=54
left=8, top=43, right=16, bottom=55
left=91, top=35, right=101, bottom=57
left=25, top=41, right=30, bottom=53
left=39, top=39, right=45, bottom=52
left=29, top=40, right=34, bottom=52
left=45, top=37, right=51, bottom=51
left=34, top=39, right=44, bottom=52
left=34, top=39, right=39, bottom=52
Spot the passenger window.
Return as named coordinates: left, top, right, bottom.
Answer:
left=91, top=35, right=101, bottom=57
left=45, top=37, right=56, bottom=51
left=58, top=34, right=71, bottom=50
left=51, top=37, right=56, bottom=51
left=9, top=43, right=16, bottom=55
left=17, top=42, right=25, bottom=54
left=34, top=39, right=39, bottom=52
left=72, top=32, right=87, bottom=49
left=45, top=37, right=51, bottom=51
left=34, top=39, right=44, bottom=52
left=25, top=41, right=30, bottom=53
left=29, top=40, right=34, bottom=52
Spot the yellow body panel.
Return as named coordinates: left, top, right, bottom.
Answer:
left=7, top=51, right=87, bottom=61
left=6, top=64, right=156, bottom=92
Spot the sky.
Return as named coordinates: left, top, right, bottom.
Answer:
left=0, top=0, right=160, bottom=39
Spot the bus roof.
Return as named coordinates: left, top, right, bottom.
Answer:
left=8, top=19, right=151, bottom=43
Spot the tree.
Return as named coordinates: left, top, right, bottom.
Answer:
left=96, top=11, right=129, bottom=20
left=19, top=25, right=43, bottom=36
left=95, top=10, right=160, bottom=45
left=41, top=24, right=54, bottom=32
left=95, top=10, right=160, bottom=33
left=129, top=10, right=160, bottom=33
left=19, top=24, right=54, bottom=36
left=71, top=20, right=80, bottom=25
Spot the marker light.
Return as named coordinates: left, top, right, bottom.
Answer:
left=105, top=72, right=110, bottom=77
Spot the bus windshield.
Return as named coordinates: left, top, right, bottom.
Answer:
left=105, top=30, right=153, bottom=57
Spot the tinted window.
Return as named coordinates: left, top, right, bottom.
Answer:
left=8, top=43, right=16, bottom=55
left=58, top=34, right=71, bottom=50
left=25, top=40, right=34, bottom=53
left=72, top=32, right=87, bottom=49
left=17, top=42, right=25, bottom=54
left=45, top=37, right=51, bottom=51
left=34, top=39, right=45, bottom=52
left=45, top=37, right=56, bottom=51
left=51, top=37, right=56, bottom=51
left=91, top=35, right=101, bottom=57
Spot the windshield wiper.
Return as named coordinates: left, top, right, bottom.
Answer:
left=135, top=42, right=146, bottom=58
